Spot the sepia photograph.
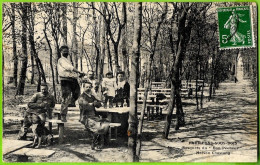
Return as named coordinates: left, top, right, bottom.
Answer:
left=2, top=2, right=258, bottom=162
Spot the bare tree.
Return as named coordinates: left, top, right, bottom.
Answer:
left=128, top=2, right=142, bottom=162
left=163, top=3, right=191, bottom=138
left=10, top=3, right=18, bottom=87
left=16, top=2, right=29, bottom=95
left=61, top=3, right=67, bottom=45
left=136, top=2, right=168, bottom=156
left=72, top=2, right=79, bottom=69
left=121, top=2, right=128, bottom=78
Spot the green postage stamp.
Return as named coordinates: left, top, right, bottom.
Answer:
left=217, top=6, right=255, bottom=49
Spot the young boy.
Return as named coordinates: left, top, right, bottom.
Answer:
left=102, top=72, right=117, bottom=108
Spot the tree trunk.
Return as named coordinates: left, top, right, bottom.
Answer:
left=72, top=2, right=78, bottom=69
left=80, top=28, right=88, bottom=72
left=107, top=38, right=113, bottom=72
left=200, top=70, right=205, bottom=109
left=163, top=79, right=176, bottom=138
left=27, top=4, right=46, bottom=84
left=16, top=3, right=29, bottom=95
left=11, top=3, right=18, bottom=87
left=98, top=3, right=106, bottom=82
left=121, top=2, right=128, bottom=79
left=30, top=49, right=35, bottom=84
left=175, top=67, right=185, bottom=130
left=195, top=37, right=200, bottom=111
left=36, top=61, right=41, bottom=92
left=44, top=25, right=57, bottom=101
left=61, top=3, right=67, bottom=45
left=136, top=3, right=167, bottom=157
left=163, top=4, right=191, bottom=139
left=128, top=2, right=142, bottom=162
left=54, top=40, right=60, bottom=84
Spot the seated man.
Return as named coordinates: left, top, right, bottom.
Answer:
left=78, top=81, right=109, bottom=150
left=83, top=70, right=101, bottom=100
left=18, top=83, right=55, bottom=140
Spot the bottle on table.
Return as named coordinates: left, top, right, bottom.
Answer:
left=123, top=99, right=127, bottom=107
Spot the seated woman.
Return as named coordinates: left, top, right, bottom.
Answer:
left=114, top=71, right=130, bottom=107
left=78, top=80, right=109, bottom=150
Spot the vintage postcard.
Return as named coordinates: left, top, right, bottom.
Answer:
left=2, top=2, right=258, bottom=163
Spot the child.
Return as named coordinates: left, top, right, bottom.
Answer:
left=102, top=72, right=117, bottom=108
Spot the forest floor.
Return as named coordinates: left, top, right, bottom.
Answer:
left=2, top=79, right=257, bottom=162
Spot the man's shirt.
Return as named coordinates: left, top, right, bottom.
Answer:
left=57, top=56, right=78, bottom=78
left=78, top=92, right=99, bottom=120
left=27, top=92, right=55, bottom=114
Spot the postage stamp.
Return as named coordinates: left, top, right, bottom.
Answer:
left=217, top=6, right=255, bottom=49
left=2, top=2, right=258, bottom=163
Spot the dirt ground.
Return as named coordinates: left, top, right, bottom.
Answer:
left=2, top=78, right=257, bottom=162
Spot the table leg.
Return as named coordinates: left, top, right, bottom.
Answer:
left=107, top=113, right=112, bottom=122
left=48, top=123, right=52, bottom=134
left=108, top=127, right=112, bottom=142
left=147, top=106, right=150, bottom=121
left=57, top=114, right=61, bottom=120
left=58, top=123, right=64, bottom=144
left=151, top=107, right=154, bottom=120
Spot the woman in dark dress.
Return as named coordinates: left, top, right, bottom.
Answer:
left=113, top=71, right=130, bottom=107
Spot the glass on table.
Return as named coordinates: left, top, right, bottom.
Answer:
left=113, top=102, right=117, bottom=108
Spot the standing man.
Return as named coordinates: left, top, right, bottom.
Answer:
left=18, top=83, right=55, bottom=140
left=57, top=45, right=85, bottom=122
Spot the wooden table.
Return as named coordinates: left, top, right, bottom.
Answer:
left=18, top=104, right=27, bottom=110
left=54, top=104, right=80, bottom=111
left=18, top=104, right=79, bottom=111
left=96, top=107, right=130, bottom=114
left=3, top=139, right=32, bottom=155
left=96, top=107, right=130, bottom=136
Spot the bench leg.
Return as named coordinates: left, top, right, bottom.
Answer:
left=17, top=155, right=28, bottom=162
left=151, top=107, right=154, bottom=120
left=156, top=106, right=159, bottom=116
left=57, top=114, right=61, bottom=120
left=108, top=127, right=118, bottom=141
left=147, top=107, right=150, bottom=121
left=108, top=127, right=112, bottom=142
left=48, top=123, right=52, bottom=134
left=114, top=127, right=118, bottom=139
left=20, top=120, right=24, bottom=127
left=58, top=123, right=64, bottom=144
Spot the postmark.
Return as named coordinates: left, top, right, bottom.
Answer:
left=217, top=6, right=255, bottom=49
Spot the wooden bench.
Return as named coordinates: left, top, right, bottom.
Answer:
left=4, top=116, right=24, bottom=125
left=11, top=148, right=55, bottom=162
left=4, top=115, right=65, bottom=144
left=108, top=123, right=121, bottom=141
left=151, top=82, right=165, bottom=88
left=45, top=119, right=65, bottom=144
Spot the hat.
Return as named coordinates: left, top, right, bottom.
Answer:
left=81, top=78, right=92, bottom=85
left=106, top=72, right=113, bottom=76
left=60, top=45, right=69, bottom=51
left=40, top=82, right=48, bottom=87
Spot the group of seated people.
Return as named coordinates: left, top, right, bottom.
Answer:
left=17, top=70, right=130, bottom=150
